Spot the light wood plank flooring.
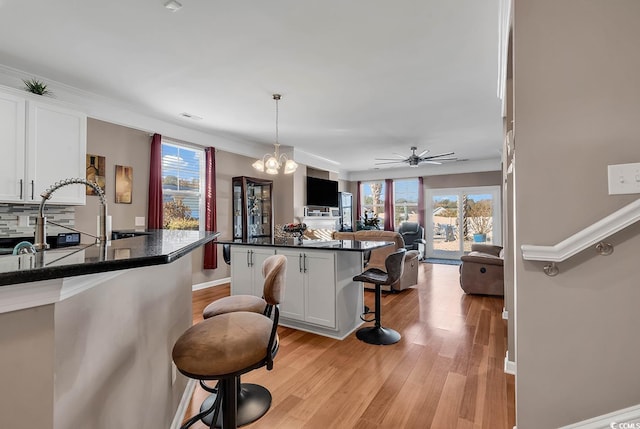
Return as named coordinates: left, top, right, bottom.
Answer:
left=185, top=263, right=515, bottom=429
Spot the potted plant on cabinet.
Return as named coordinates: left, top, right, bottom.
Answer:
left=22, top=78, right=52, bottom=96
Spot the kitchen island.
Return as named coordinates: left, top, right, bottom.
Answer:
left=0, top=229, right=218, bottom=429
left=220, top=237, right=393, bottom=340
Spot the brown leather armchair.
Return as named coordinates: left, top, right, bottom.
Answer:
left=332, top=230, right=419, bottom=292
left=459, top=244, right=504, bottom=296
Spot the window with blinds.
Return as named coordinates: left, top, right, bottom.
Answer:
left=393, top=178, right=419, bottom=226
left=161, top=141, right=204, bottom=230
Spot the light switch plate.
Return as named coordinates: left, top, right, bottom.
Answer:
left=608, top=163, right=640, bottom=195
left=135, top=216, right=145, bottom=227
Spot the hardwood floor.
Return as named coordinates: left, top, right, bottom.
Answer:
left=185, top=263, right=515, bottom=429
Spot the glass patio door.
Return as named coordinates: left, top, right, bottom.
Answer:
left=425, top=186, right=501, bottom=259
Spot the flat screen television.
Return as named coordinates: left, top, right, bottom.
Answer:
left=306, top=176, right=339, bottom=207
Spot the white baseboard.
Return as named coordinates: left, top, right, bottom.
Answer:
left=170, top=379, right=197, bottom=429
left=559, top=403, right=640, bottom=428
left=192, top=277, right=230, bottom=291
left=502, top=308, right=509, bottom=320
left=504, top=352, right=516, bottom=375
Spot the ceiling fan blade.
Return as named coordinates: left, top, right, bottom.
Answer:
left=375, top=157, right=408, bottom=161
left=374, top=161, right=404, bottom=165
left=428, top=157, right=457, bottom=161
left=418, top=149, right=430, bottom=157
left=423, top=152, right=455, bottom=159
left=421, top=160, right=442, bottom=165
left=391, top=153, right=408, bottom=159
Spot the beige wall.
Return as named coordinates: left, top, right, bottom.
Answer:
left=514, top=1, right=640, bottom=427
left=423, top=171, right=502, bottom=189
left=75, top=118, right=150, bottom=240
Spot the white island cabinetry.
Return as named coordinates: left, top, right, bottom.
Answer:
left=276, top=248, right=336, bottom=328
left=230, top=245, right=275, bottom=296
left=226, top=240, right=381, bottom=340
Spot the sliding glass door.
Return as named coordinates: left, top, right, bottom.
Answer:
left=426, top=186, right=501, bottom=259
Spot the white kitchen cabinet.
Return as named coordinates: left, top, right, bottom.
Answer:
left=0, top=91, right=26, bottom=202
left=277, top=249, right=336, bottom=328
left=0, top=87, right=86, bottom=205
left=230, top=246, right=275, bottom=296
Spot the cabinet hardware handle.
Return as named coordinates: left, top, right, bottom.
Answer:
left=19, top=179, right=23, bottom=199
left=299, top=253, right=303, bottom=273
left=250, top=250, right=254, bottom=267
left=30, top=180, right=34, bottom=200
left=247, top=250, right=251, bottom=267
left=303, top=254, right=308, bottom=273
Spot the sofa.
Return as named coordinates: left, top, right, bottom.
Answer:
left=459, top=244, right=504, bottom=296
left=332, top=230, right=420, bottom=292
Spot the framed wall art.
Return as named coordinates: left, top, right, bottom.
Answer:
left=115, top=165, right=133, bottom=204
left=86, top=154, right=106, bottom=195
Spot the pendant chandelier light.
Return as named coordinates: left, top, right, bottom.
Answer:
left=252, top=94, right=298, bottom=175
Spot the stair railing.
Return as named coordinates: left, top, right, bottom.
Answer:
left=521, top=198, right=640, bottom=276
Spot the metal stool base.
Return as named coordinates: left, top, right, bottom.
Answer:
left=200, top=383, right=272, bottom=427
left=356, top=326, right=401, bottom=345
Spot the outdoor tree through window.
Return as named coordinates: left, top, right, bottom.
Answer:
left=359, top=181, right=385, bottom=229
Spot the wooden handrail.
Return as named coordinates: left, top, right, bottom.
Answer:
left=521, top=198, right=640, bottom=265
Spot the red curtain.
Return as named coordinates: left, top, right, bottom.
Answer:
left=384, top=178, right=394, bottom=231
left=203, top=147, right=217, bottom=269
left=147, top=133, right=163, bottom=229
left=356, top=181, right=361, bottom=223
left=418, top=176, right=425, bottom=228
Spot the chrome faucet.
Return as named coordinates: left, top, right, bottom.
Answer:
left=34, top=178, right=108, bottom=251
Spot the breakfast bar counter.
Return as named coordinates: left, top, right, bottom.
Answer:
left=220, top=238, right=393, bottom=340
left=0, top=229, right=218, bottom=429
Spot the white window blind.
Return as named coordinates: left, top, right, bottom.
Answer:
left=161, top=141, right=204, bottom=230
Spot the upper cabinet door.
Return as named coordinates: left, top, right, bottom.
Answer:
left=0, top=92, right=26, bottom=202
left=26, top=101, right=87, bottom=205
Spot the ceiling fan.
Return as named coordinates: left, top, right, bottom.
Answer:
left=375, top=146, right=457, bottom=168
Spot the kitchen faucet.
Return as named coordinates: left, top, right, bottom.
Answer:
left=34, top=178, right=108, bottom=251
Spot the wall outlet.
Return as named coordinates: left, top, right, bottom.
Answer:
left=18, top=215, right=30, bottom=227
left=608, top=162, right=640, bottom=195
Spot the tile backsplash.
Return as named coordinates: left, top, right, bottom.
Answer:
left=0, top=204, right=75, bottom=238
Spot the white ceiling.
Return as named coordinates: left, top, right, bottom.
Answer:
left=0, top=0, right=503, bottom=178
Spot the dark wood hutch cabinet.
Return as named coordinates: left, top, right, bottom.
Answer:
left=232, top=176, right=273, bottom=240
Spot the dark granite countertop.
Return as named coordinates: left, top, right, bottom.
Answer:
left=0, top=229, right=219, bottom=286
left=217, top=237, right=393, bottom=252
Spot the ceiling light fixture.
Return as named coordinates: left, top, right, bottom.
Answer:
left=252, top=94, right=298, bottom=175
left=164, top=0, right=182, bottom=12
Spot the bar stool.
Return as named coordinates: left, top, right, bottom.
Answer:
left=173, top=255, right=286, bottom=429
left=353, top=248, right=406, bottom=345
left=196, top=265, right=275, bottom=427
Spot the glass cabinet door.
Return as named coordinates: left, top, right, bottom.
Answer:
left=233, top=182, right=243, bottom=239
left=232, top=176, right=273, bottom=240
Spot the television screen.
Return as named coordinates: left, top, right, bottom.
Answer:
left=306, top=176, right=339, bottom=207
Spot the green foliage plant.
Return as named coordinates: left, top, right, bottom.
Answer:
left=163, top=199, right=199, bottom=230
left=23, top=78, right=52, bottom=96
